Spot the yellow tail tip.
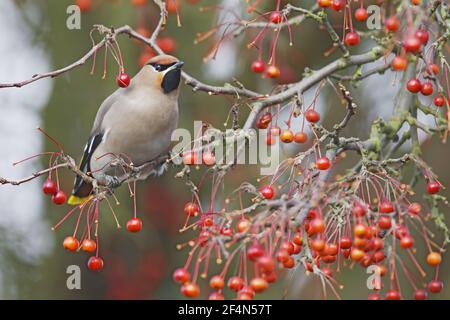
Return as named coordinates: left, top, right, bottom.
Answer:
left=68, top=195, right=89, bottom=206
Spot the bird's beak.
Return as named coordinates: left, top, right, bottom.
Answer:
left=173, top=61, right=184, bottom=70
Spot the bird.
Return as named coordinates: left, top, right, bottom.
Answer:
left=68, top=54, right=184, bottom=205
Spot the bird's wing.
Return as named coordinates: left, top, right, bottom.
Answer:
left=90, top=88, right=122, bottom=135
left=71, top=132, right=104, bottom=197
left=70, top=90, right=122, bottom=199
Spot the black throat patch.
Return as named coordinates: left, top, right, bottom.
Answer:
left=161, top=69, right=181, bottom=94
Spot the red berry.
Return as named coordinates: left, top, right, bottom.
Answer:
left=237, top=219, right=250, bottom=233
left=269, top=11, right=282, bottom=24
left=316, top=156, right=331, bottom=170
left=379, top=201, right=394, bottom=213
left=426, top=64, right=439, bottom=75
left=427, top=181, right=440, bottom=194
left=238, top=286, right=255, bottom=299
left=311, top=239, right=325, bottom=252
left=413, top=289, right=428, bottom=300
left=247, top=243, right=264, bottom=261
left=250, top=277, right=268, bottom=293
left=209, top=292, right=224, bottom=300
left=42, top=179, right=57, bottom=195
left=81, top=239, right=96, bottom=252
left=280, top=129, right=294, bottom=143
left=368, top=293, right=381, bottom=300
left=305, top=109, right=320, bottom=123
left=283, top=256, right=295, bottom=268
left=339, top=236, right=352, bottom=249
left=116, top=72, right=131, bottom=88
left=257, top=112, right=272, bottom=129
left=87, top=256, right=104, bottom=271
left=266, top=65, right=280, bottom=78
left=355, top=8, right=368, bottom=21
left=331, top=0, right=345, bottom=11
left=173, top=268, right=190, bottom=284
left=385, top=16, right=400, bottom=32
left=126, top=218, right=142, bottom=232
left=352, top=204, right=366, bottom=217
left=407, top=78, right=422, bottom=93
left=428, top=280, right=443, bottom=293
left=262, top=272, right=277, bottom=283
left=251, top=60, right=265, bottom=73
left=184, top=202, right=200, bottom=217
left=415, top=29, right=429, bottom=45
left=294, top=131, right=308, bottom=143
left=182, top=151, right=197, bottom=165
left=181, top=282, right=200, bottom=298
left=260, top=185, right=275, bottom=200
left=317, top=0, right=332, bottom=8
left=385, top=290, right=401, bottom=300
left=394, top=227, right=409, bottom=242
left=52, top=190, right=66, bottom=205
left=344, top=31, right=360, bottom=46
left=434, top=95, right=445, bottom=107
left=427, top=252, right=442, bottom=266
left=391, top=56, right=408, bottom=71
left=399, top=235, right=414, bottom=249
left=354, top=223, right=368, bottom=237
left=276, top=249, right=290, bottom=262
left=63, top=236, right=79, bottom=252
left=309, top=218, right=325, bottom=234
left=378, top=216, right=392, bottom=230
left=209, top=275, right=224, bottom=289
left=403, top=36, right=422, bottom=53
left=350, top=248, right=365, bottom=261
left=258, top=255, right=275, bottom=273
left=76, top=0, right=92, bottom=12
left=228, top=276, right=244, bottom=291
left=420, top=81, right=433, bottom=96
left=202, top=152, right=216, bottom=165
left=156, top=37, right=176, bottom=53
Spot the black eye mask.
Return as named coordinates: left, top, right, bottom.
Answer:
left=148, top=62, right=176, bottom=72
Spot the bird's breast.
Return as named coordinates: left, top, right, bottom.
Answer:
left=100, top=93, right=179, bottom=165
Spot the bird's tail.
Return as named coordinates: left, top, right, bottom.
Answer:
left=68, top=195, right=93, bottom=206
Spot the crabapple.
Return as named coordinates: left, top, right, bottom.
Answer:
left=52, top=190, right=66, bottom=205
left=81, top=239, right=96, bottom=253
left=116, top=72, right=131, bottom=88
left=42, top=179, right=57, bottom=195
left=181, top=282, right=200, bottom=298
left=355, top=8, right=368, bottom=22
left=173, top=268, right=190, bottom=284
left=305, top=109, right=320, bottom=123
left=294, top=131, right=307, bottom=143
left=184, top=202, right=200, bottom=217
left=427, top=252, right=442, bottom=266
left=126, top=218, right=142, bottom=233
left=260, top=185, right=275, bottom=199
left=251, top=60, right=265, bottom=73
left=427, top=181, right=440, bottom=194
left=63, top=236, right=79, bottom=252
left=87, top=256, right=104, bottom=271
left=316, top=157, right=331, bottom=170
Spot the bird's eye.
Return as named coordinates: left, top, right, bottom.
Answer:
left=152, top=63, right=163, bottom=72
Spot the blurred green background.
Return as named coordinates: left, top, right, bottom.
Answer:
left=0, top=0, right=448, bottom=299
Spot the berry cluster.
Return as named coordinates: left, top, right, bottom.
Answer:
left=173, top=157, right=447, bottom=299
